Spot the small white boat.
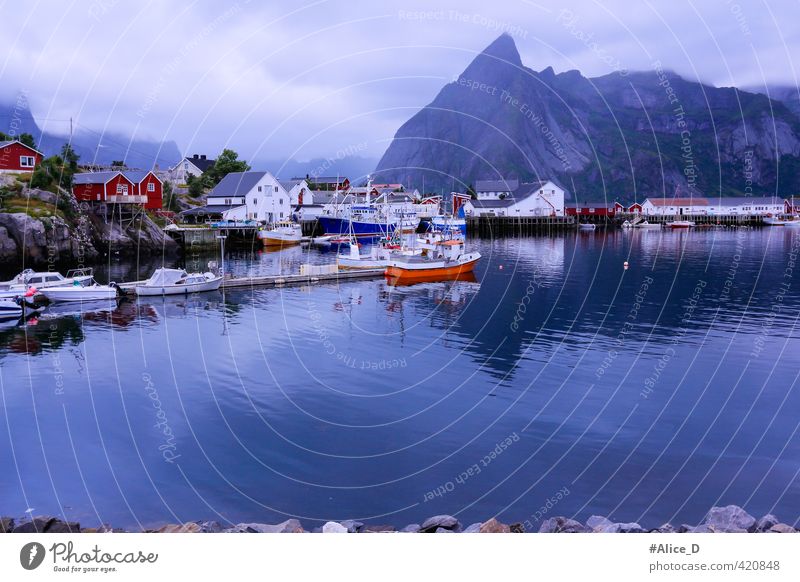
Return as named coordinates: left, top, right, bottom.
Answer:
left=578, top=223, right=596, bottom=231
left=135, top=268, right=222, bottom=296
left=764, top=216, right=789, bottom=226
left=0, top=298, right=25, bottom=320
left=633, top=220, right=662, bottom=229
left=0, top=268, right=95, bottom=298
left=621, top=220, right=633, bottom=229
left=666, top=220, right=695, bottom=229
left=337, top=243, right=390, bottom=270
left=258, top=221, right=302, bottom=247
left=39, top=278, right=118, bottom=302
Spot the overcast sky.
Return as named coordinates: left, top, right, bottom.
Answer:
left=2, top=0, right=798, bottom=164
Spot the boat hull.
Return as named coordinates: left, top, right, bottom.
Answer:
left=135, top=278, right=222, bottom=296
left=385, top=255, right=480, bottom=281
left=261, top=235, right=301, bottom=247
left=318, top=216, right=418, bottom=237
left=40, top=287, right=118, bottom=302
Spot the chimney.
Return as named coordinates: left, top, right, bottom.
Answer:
left=200, top=155, right=206, bottom=160
left=193, top=154, right=199, bottom=159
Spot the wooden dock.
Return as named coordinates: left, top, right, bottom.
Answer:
left=466, top=216, right=575, bottom=235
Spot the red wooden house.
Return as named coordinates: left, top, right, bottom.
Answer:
left=72, top=170, right=162, bottom=210
left=0, top=140, right=43, bottom=173
left=565, top=202, right=617, bottom=217
left=628, top=203, right=643, bottom=214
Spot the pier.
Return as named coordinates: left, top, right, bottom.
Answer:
left=466, top=216, right=575, bottom=236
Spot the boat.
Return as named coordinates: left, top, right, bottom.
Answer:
left=430, top=215, right=467, bottom=236
left=578, top=223, right=596, bottom=231
left=633, top=220, right=662, bottom=229
left=764, top=215, right=789, bottom=226
left=135, top=268, right=222, bottom=296
left=665, top=220, right=695, bottom=229
left=0, top=297, right=30, bottom=320
left=258, top=221, right=302, bottom=246
left=337, top=242, right=390, bottom=270
left=0, top=268, right=95, bottom=298
left=39, top=277, right=119, bottom=302
left=384, top=238, right=481, bottom=282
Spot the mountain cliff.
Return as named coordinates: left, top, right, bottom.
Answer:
left=374, top=34, right=800, bottom=200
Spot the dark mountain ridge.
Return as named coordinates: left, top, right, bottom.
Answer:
left=374, top=34, right=800, bottom=200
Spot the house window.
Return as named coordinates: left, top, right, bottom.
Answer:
left=253, top=198, right=257, bottom=205
left=589, top=207, right=595, bottom=213
left=147, top=183, right=155, bottom=192
left=20, top=155, right=35, bottom=168
left=258, top=186, right=262, bottom=192
left=274, top=186, right=279, bottom=192
left=279, top=198, right=283, bottom=205
left=225, top=198, right=231, bottom=205
left=116, top=184, right=129, bottom=195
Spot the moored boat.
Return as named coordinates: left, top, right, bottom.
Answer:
left=258, top=221, right=302, bottom=246
left=0, top=268, right=95, bottom=298
left=135, top=268, right=222, bottom=296
left=764, top=215, right=789, bottom=226
left=578, top=223, right=596, bottom=231
left=39, top=278, right=118, bottom=302
left=384, top=239, right=481, bottom=282
left=633, top=220, right=662, bottom=229
left=666, top=220, right=695, bottom=229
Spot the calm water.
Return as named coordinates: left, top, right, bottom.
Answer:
left=2, top=228, right=800, bottom=530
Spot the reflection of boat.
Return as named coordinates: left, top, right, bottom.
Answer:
left=0, top=268, right=94, bottom=298
left=666, top=220, right=695, bottom=229
left=258, top=221, right=302, bottom=246
left=578, top=223, right=596, bottom=231
left=39, top=277, right=118, bottom=302
left=41, top=299, right=118, bottom=318
left=385, top=270, right=478, bottom=287
left=135, top=268, right=222, bottom=296
left=385, top=239, right=481, bottom=282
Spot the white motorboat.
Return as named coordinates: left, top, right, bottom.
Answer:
left=666, top=220, right=695, bottom=229
left=578, top=223, right=597, bottom=231
left=0, top=298, right=26, bottom=320
left=764, top=216, right=789, bottom=226
left=135, top=268, right=222, bottom=296
left=258, top=221, right=302, bottom=247
left=0, top=268, right=94, bottom=298
left=633, top=220, right=662, bottom=229
left=337, top=242, right=390, bottom=270
left=39, top=277, right=119, bottom=302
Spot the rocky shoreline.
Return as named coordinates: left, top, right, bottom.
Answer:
left=2, top=505, right=796, bottom=534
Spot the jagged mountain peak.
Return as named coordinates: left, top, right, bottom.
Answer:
left=477, top=33, right=523, bottom=68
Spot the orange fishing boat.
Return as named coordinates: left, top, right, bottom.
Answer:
left=384, top=239, right=481, bottom=282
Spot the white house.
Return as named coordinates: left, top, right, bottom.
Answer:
left=280, top=179, right=312, bottom=205
left=463, top=179, right=566, bottom=217
left=641, top=196, right=786, bottom=216
left=198, top=171, right=290, bottom=223
left=168, top=154, right=215, bottom=183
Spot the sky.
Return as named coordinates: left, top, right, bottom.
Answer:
left=2, top=0, right=799, bottom=166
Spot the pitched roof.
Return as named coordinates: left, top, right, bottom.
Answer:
left=123, top=170, right=160, bottom=184
left=279, top=179, right=305, bottom=191
left=565, top=201, right=615, bottom=208
left=707, top=197, right=784, bottom=206
left=179, top=203, right=245, bottom=216
left=646, top=197, right=710, bottom=206
left=73, top=171, right=127, bottom=185
left=475, top=179, right=518, bottom=192
left=184, top=156, right=215, bottom=172
left=208, top=171, right=266, bottom=198
left=0, top=139, right=44, bottom=156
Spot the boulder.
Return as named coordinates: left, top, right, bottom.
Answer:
left=596, top=522, right=644, bottom=533
left=420, top=515, right=461, bottom=533
left=322, top=521, right=348, bottom=533
left=198, top=521, right=223, bottom=533
left=509, top=522, right=525, bottom=533
left=538, top=516, right=586, bottom=533
left=0, top=517, right=13, bottom=533
left=155, top=523, right=201, bottom=533
left=401, top=524, right=421, bottom=533
left=655, top=523, right=675, bottom=533
left=768, top=523, right=796, bottom=533
left=0, top=227, right=18, bottom=262
left=340, top=520, right=364, bottom=533
left=462, top=523, right=482, bottom=533
left=12, top=516, right=55, bottom=533
left=231, top=519, right=304, bottom=533
left=435, top=527, right=454, bottom=533
left=361, top=524, right=396, bottom=533
left=586, top=515, right=613, bottom=532
left=704, top=505, right=756, bottom=532
left=691, top=524, right=719, bottom=533
left=755, top=514, right=779, bottom=532
left=479, top=518, right=511, bottom=533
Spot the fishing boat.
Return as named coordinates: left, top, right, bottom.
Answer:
left=135, top=268, right=222, bottom=296
left=384, top=238, right=481, bottom=282
left=430, top=215, right=467, bottom=236
left=0, top=268, right=95, bottom=298
left=578, top=223, right=597, bottom=231
left=39, top=277, right=118, bottom=302
left=258, top=221, right=302, bottom=247
left=665, top=220, right=695, bottom=229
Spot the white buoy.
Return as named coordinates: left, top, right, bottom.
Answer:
left=623, top=261, right=629, bottom=270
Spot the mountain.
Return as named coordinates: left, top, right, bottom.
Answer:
left=252, top=156, right=379, bottom=183
left=374, top=34, right=800, bottom=199
left=0, top=99, right=181, bottom=169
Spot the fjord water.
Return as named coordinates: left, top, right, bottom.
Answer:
left=2, top=228, right=799, bottom=530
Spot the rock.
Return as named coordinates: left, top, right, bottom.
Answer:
left=46, top=519, right=80, bottom=533
left=435, top=527, right=454, bottom=533
left=595, top=522, right=643, bottom=533
left=692, top=525, right=720, bottom=533
left=509, top=522, right=525, bottom=533
left=655, top=523, right=675, bottom=533
left=704, top=505, right=756, bottom=532
left=340, top=520, right=364, bottom=533
left=1, top=517, right=14, bottom=533
left=401, top=524, right=421, bottom=533
left=586, top=515, right=613, bottom=532
left=538, top=516, right=586, bottom=533
left=0, top=227, right=18, bottom=262
left=420, top=515, right=461, bottom=532
left=12, top=516, right=55, bottom=533
left=156, top=522, right=201, bottom=533
left=322, top=521, right=348, bottom=533
left=361, top=524, right=396, bottom=533
left=678, top=524, right=694, bottom=533
left=463, top=523, right=482, bottom=533
left=198, top=521, right=223, bottom=533
left=230, top=519, right=304, bottom=533
left=768, top=523, right=796, bottom=533
left=479, top=518, right=511, bottom=533
left=756, top=514, right=779, bottom=532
